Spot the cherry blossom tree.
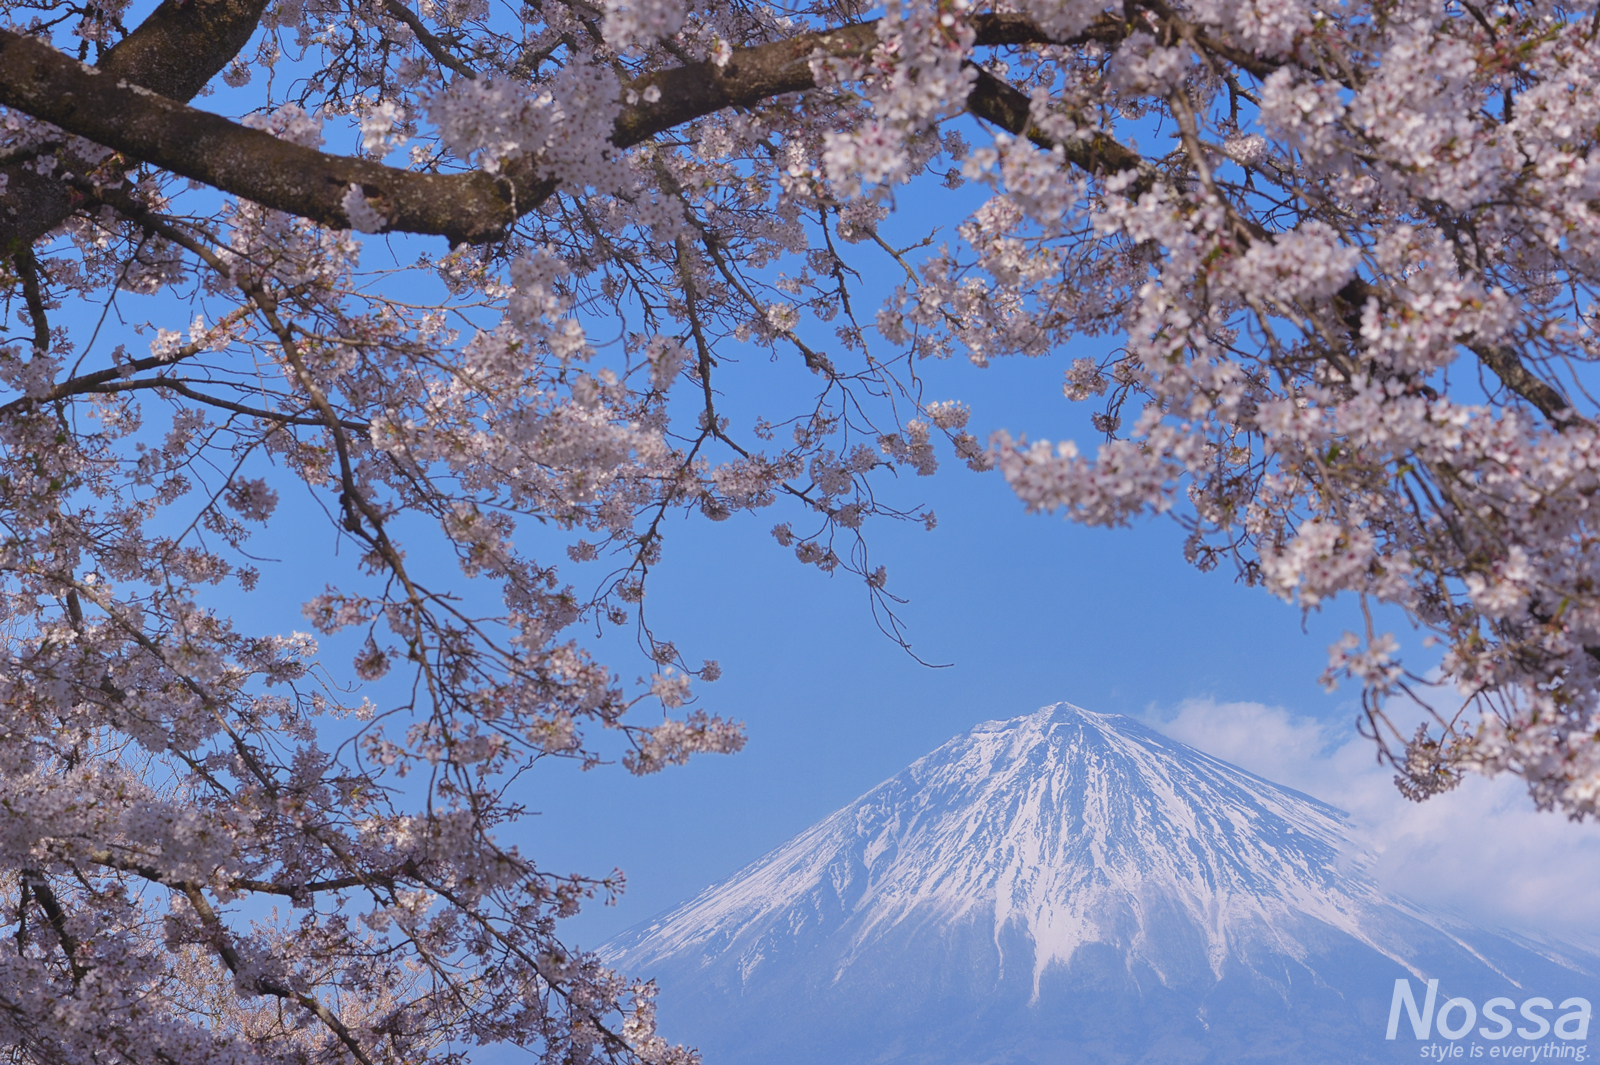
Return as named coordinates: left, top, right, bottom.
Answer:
left=2, top=0, right=1600, bottom=1059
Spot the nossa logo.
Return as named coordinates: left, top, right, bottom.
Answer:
left=1388, top=979, right=1593, bottom=1042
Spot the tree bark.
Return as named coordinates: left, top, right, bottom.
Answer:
left=0, top=13, right=1133, bottom=244
left=0, top=0, right=272, bottom=252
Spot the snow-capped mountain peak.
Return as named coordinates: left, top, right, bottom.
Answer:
left=604, top=702, right=1600, bottom=1065
left=609, top=703, right=1386, bottom=991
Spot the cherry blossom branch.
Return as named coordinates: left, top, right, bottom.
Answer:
left=0, top=14, right=1138, bottom=243
left=1335, top=278, right=1581, bottom=429
left=181, top=884, right=380, bottom=1065
left=965, top=65, right=1149, bottom=180
left=46, top=375, right=371, bottom=431
left=0, top=0, right=273, bottom=249
left=383, top=0, right=478, bottom=80
left=10, top=250, right=50, bottom=355
left=0, top=28, right=549, bottom=245
left=1467, top=342, right=1582, bottom=428
left=19, top=871, right=85, bottom=984
left=80, top=846, right=404, bottom=898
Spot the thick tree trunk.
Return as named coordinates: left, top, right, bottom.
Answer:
left=0, top=0, right=271, bottom=252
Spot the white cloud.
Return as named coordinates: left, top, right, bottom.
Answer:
left=1146, top=698, right=1600, bottom=939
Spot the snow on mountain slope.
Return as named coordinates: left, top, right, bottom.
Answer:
left=611, top=704, right=1387, bottom=984
left=604, top=703, right=1600, bottom=1065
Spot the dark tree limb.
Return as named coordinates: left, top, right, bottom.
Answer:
left=0, top=28, right=551, bottom=244
left=181, top=884, right=379, bottom=1065
left=97, top=0, right=273, bottom=100
left=611, top=21, right=879, bottom=146
left=1337, top=278, right=1582, bottom=430
left=964, top=66, right=1148, bottom=179
left=383, top=0, right=478, bottom=80
left=11, top=248, right=50, bottom=354
left=614, top=13, right=1126, bottom=148
left=82, top=847, right=398, bottom=897
left=20, top=870, right=85, bottom=983
left=1468, top=342, right=1582, bottom=428
left=0, top=14, right=1140, bottom=244
left=0, top=0, right=274, bottom=252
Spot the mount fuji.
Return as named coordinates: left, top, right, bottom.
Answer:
left=603, top=703, right=1600, bottom=1064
